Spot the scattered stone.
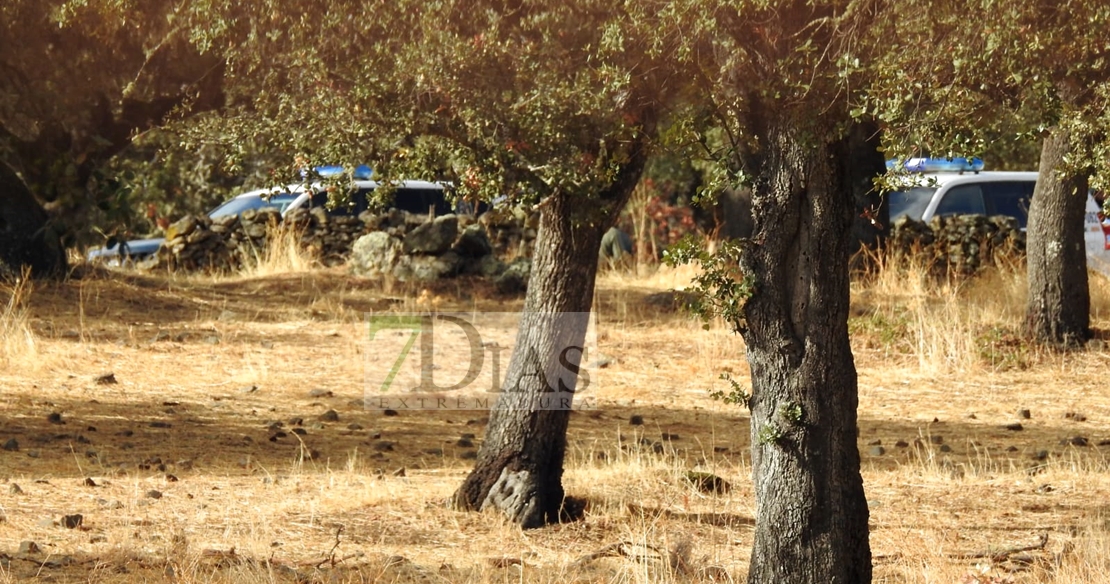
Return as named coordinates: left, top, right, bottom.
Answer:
left=1065, top=412, right=1088, bottom=422
left=166, top=474, right=179, bottom=482
left=457, top=437, right=474, bottom=448
left=425, top=448, right=444, bottom=456
left=89, top=535, right=108, bottom=544
left=869, top=445, right=886, bottom=456
left=1033, top=450, right=1050, bottom=461
left=1017, top=408, right=1031, bottom=419
left=146, top=490, right=163, bottom=499
left=939, top=444, right=952, bottom=453
left=240, top=385, right=258, bottom=394
left=629, top=415, right=644, bottom=426
left=289, top=417, right=304, bottom=426
left=392, top=467, right=406, bottom=477
left=713, top=446, right=729, bottom=453
left=662, top=433, right=680, bottom=441
left=18, top=541, right=39, bottom=555
left=150, top=421, right=172, bottom=428
left=368, top=430, right=382, bottom=440
left=9, top=483, right=22, bottom=495
left=291, top=428, right=307, bottom=436
left=1067, top=436, right=1090, bottom=447
left=684, top=471, right=732, bottom=494
left=1006, top=446, right=1019, bottom=452
left=26, top=450, right=39, bottom=458
left=868, top=439, right=882, bottom=446
left=347, top=423, right=363, bottom=431
left=95, top=373, right=117, bottom=385
left=46, top=412, right=64, bottom=425
left=83, top=478, right=97, bottom=487
left=1004, top=423, right=1024, bottom=432
left=895, top=440, right=909, bottom=448
left=929, top=435, right=943, bottom=445
left=383, top=409, right=400, bottom=417
left=319, top=410, right=340, bottom=422
left=459, top=450, right=478, bottom=460
left=373, top=441, right=395, bottom=452
left=309, top=389, right=333, bottom=398
left=61, top=514, right=83, bottom=529
left=2, top=439, right=18, bottom=451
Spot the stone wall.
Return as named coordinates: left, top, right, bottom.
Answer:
left=153, top=206, right=538, bottom=290
left=885, top=214, right=1025, bottom=274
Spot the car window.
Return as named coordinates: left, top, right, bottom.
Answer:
left=209, top=193, right=299, bottom=219
left=307, top=188, right=371, bottom=216
left=935, top=184, right=986, bottom=217
left=390, top=188, right=452, bottom=216
left=888, top=187, right=937, bottom=221
left=981, top=181, right=1034, bottom=227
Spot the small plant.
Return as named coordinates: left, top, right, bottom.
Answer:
left=663, top=235, right=756, bottom=333
left=709, top=372, right=751, bottom=408
left=780, top=401, right=804, bottom=425
left=756, top=423, right=784, bottom=446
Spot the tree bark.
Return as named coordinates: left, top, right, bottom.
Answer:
left=739, top=123, right=871, bottom=583
left=1025, top=127, right=1090, bottom=345
left=0, top=162, right=66, bottom=279
left=454, top=146, right=648, bottom=528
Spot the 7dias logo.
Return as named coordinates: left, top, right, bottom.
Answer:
left=363, top=312, right=599, bottom=411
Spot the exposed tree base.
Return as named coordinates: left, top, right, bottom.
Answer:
left=0, top=163, right=67, bottom=280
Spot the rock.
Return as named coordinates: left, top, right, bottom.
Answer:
left=2, top=438, right=18, bottom=451
left=146, top=489, right=163, bottom=499
left=18, top=541, right=39, bottom=555
left=494, top=257, right=531, bottom=294
left=403, top=214, right=458, bottom=254
left=457, top=437, right=474, bottom=448
left=95, top=372, right=117, bottom=385
left=1017, top=408, right=1031, bottom=419
left=453, top=223, right=493, bottom=257
left=319, top=410, right=340, bottom=422
left=373, top=441, right=395, bottom=452
left=350, top=232, right=406, bottom=278
left=684, top=471, right=732, bottom=494
left=629, top=415, right=644, bottom=426
left=383, top=409, right=399, bottom=417
left=895, top=440, right=909, bottom=448
left=869, top=445, right=886, bottom=456
left=929, top=435, right=943, bottom=444
left=402, top=251, right=462, bottom=281
left=47, top=412, right=64, bottom=424
left=9, top=483, right=22, bottom=494
left=61, top=514, right=83, bottom=529
left=308, top=389, right=333, bottom=398
left=1004, top=423, right=1024, bottom=431
left=1065, top=412, right=1088, bottom=422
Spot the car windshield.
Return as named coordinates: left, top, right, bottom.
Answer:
left=888, top=187, right=937, bottom=222
left=208, top=193, right=300, bottom=219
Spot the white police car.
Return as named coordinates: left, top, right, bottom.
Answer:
left=886, top=158, right=1110, bottom=273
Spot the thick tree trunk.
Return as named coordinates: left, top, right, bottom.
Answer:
left=1025, top=128, right=1090, bottom=345
left=0, top=162, right=66, bottom=279
left=739, top=124, right=871, bottom=583
left=454, top=146, right=648, bottom=527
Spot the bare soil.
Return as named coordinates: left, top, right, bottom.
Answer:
left=1, top=266, right=1109, bottom=583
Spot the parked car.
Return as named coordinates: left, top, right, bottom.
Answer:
left=886, top=159, right=1110, bottom=270
left=88, top=169, right=462, bottom=265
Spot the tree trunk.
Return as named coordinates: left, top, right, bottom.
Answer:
left=1025, top=127, right=1090, bottom=345
left=454, top=148, right=648, bottom=528
left=739, top=124, right=871, bottom=583
left=0, top=162, right=66, bottom=279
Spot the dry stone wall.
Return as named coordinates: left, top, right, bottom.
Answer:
left=153, top=205, right=539, bottom=289
left=885, top=213, right=1025, bottom=274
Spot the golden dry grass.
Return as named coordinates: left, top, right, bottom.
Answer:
left=0, top=259, right=1109, bottom=582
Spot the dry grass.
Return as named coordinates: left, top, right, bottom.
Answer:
left=1, top=258, right=1110, bottom=582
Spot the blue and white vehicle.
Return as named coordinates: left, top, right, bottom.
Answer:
left=886, top=158, right=1110, bottom=273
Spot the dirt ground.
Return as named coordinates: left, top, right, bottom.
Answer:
left=2, top=266, right=1110, bottom=583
